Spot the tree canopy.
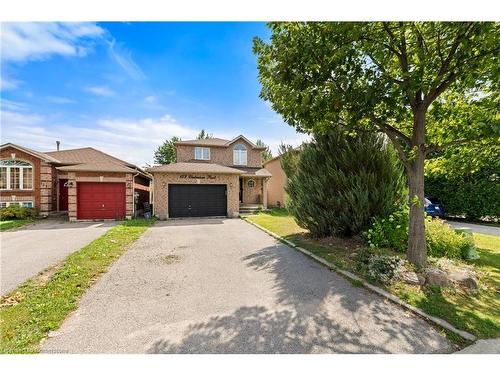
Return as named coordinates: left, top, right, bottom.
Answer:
left=254, top=22, right=499, bottom=266
left=197, top=129, right=213, bottom=139
left=154, top=136, right=181, bottom=165
left=256, top=139, right=273, bottom=162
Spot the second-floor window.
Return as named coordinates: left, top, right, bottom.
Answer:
left=0, top=160, right=34, bottom=190
left=195, top=147, right=210, bottom=160
left=233, top=144, right=247, bottom=166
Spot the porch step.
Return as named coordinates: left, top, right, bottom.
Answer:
left=47, top=211, right=68, bottom=218
left=239, top=205, right=268, bottom=215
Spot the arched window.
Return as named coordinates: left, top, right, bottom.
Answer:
left=0, top=160, right=33, bottom=190
left=247, top=179, right=255, bottom=188
left=233, top=144, right=247, bottom=166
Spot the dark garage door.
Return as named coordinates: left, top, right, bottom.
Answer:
left=77, top=182, right=126, bottom=220
left=168, top=184, right=227, bottom=218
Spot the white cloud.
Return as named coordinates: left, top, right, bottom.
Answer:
left=144, top=95, right=157, bottom=103
left=0, top=75, right=22, bottom=91
left=1, top=109, right=199, bottom=167
left=106, top=38, right=145, bottom=81
left=84, top=86, right=115, bottom=97
left=0, top=22, right=105, bottom=62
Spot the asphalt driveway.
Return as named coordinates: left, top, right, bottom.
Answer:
left=1, top=219, right=116, bottom=295
left=42, top=219, right=451, bottom=354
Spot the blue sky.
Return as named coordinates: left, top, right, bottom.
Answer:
left=1, top=22, right=308, bottom=166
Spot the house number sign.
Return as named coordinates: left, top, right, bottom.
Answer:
left=180, top=174, right=216, bottom=180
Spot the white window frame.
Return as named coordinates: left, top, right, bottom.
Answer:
left=233, top=144, right=247, bottom=166
left=0, top=160, right=34, bottom=191
left=0, top=201, right=33, bottom=208
left=194, top=147, right=210, bottom=161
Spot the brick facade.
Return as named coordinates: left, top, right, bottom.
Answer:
left=241, top=176, right=263, bottom=204
left=152, top=172, right=240, bottom=219
left=0, top=146, right=47, bottom=214
left=176, top=139, right=262, bottom=168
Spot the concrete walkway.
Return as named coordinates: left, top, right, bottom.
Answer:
left=42, top=219, right=452, bottom=354
left=446, top=221, right=500, bottom=236
left=1, top=219, right=116, bottom=295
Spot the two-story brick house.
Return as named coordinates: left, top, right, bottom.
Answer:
left=148, top=135, right=272, bottom=219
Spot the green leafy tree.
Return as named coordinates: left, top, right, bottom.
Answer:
left=256, top=139, right=273, bottom=162
left=285, top=128, right=406, bottom=237
left=254, top=22, right=499, bottom=266
left=154, top=136, right=181, bottom=164
left=197, top=129, right=213, bottom=139
left=278, top=143, right=301, bottom=178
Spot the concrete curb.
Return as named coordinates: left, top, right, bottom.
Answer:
left=242, top=217, right=477, bottom=342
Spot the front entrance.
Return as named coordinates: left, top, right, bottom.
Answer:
left=168, top=184, right=227, bottom=218
left=59, top=179, right=69, bottom=211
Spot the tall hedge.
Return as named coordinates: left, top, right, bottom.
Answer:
left=284, top=129, right=406, bottom=237
left=425, top=168, right=500, bottom=220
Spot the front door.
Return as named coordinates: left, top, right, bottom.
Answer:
left=59, top=179, right=69, bottom=211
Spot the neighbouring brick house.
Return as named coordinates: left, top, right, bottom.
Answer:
left=0, top=143, right=151, bottom=221
left=148, top=135, right=272, bottom=219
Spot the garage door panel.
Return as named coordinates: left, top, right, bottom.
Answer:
left=168, top=184, right=227, bottom=218
left=77, top=182, right=126, bottom=220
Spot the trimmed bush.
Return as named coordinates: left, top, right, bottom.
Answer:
left=283, top=128, right=406, bottom=237
left=425, top=218, right=476, bottom=259
left=365, top=208, right=477, bottom=260
left=365, top=205, right=409, bottom=252
left=0, top=206, right=38, bottom=220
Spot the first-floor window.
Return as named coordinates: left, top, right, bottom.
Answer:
left=0, top=160, right=33, bottom=190
left=23, top=168, right=33, bottom=189
left=10, top=167, right=20, bottom=190
left=0, top=167, right=6, bottom=189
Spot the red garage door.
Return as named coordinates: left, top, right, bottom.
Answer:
left=77, top=182, right=126, bottom=220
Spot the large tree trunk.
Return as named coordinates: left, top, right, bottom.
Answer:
left=407, top=109, right=427, bottom=267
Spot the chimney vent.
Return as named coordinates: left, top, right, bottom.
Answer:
left=56, top=141, right=60, bottom=151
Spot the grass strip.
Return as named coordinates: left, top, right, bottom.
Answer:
left=0, top=219, right=155, bottom=353
left=0, top=219, right=33, bottom=231
left=245, top=210, right=499, bottom=343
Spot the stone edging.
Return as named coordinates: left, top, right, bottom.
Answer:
left=242, top=217, right=477, bottom=342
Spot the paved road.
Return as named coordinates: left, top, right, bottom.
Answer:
left=446, top=221, right=500, bottom=236
left=43, top=219, right=451, bottom=354
left=1, top=219, right=116, bottom=295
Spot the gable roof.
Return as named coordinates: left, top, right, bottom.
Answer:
left=175, top=135, right=267, bottom=150
left=0, top=143, right=61, bottom=163
left=45, top=147, right=150, bottom=177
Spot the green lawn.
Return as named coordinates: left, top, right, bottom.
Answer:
left=245, top=209, right=500, bottom=341
left=0, top=219, right=32, bottom=231
left=0, top=219, right=155, bottom=354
